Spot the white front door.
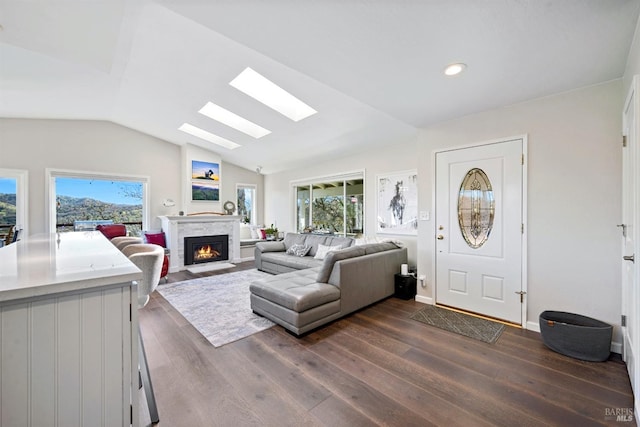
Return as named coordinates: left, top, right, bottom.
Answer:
left=435, top=139, right=524, bottom=324
left=622, top=76, right=639, bottom=401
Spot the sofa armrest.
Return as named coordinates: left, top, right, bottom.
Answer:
left=255, top=241, right=286, bottom=253
left=329, top=247, right=407, bottom=315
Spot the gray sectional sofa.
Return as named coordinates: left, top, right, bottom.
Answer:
left=254, top=232, right=355, bottom=274
left=250, top=233, right=407, bottom=335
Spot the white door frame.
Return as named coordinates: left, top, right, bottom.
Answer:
left=622, top=75, right=640, bottom=414
left=429, top=135, right=528, bottom=327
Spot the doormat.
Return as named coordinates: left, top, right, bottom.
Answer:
left=409, top=305, right=505, bottom=344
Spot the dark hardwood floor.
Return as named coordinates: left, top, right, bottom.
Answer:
left=139, top=262, right=633, bottom=426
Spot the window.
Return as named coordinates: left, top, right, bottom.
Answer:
left=293, top=173, right=364, bottom=237
left=0, top=168, right=28, bottom=239
left=237, top=184, right=257, bottom=224
left=47, top=169, right=148, bottom=235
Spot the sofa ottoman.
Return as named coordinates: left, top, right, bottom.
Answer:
left=250, top=267, right=341, bottom=331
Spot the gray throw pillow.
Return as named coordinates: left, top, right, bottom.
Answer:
left=286, top=244, right=311, bottom=257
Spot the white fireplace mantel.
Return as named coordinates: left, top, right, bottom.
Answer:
left=159, top=215, right=241, bottom=273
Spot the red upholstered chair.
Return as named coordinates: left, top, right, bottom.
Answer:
left=143, top=231, right=169, bottom=280
left=96, top=223, right=127, bottom=239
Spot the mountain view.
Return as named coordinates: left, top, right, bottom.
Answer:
left=0, top=193, right=142, bottom=234
left=0, top=194, right=16, bottom=225
left=56, top=195, right=142, bottom=226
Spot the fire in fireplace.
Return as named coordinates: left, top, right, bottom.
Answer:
left=184, top=235, right=229, bottom=266
left=195, top=245, right=220, bottom=261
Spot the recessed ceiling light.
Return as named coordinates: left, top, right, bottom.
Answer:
left=198, top=102, right=271, bottom=138
left=229, top=67, right=317, bottom=122
left=178, top=123, right=241, bottom=150
left=444, top=63, right=467, bottom=76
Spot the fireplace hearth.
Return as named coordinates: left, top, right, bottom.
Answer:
left=184, top=235, right=229, bottom=266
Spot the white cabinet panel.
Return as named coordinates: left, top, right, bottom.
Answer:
left=0, top=232, right=141, bottom=427
left=1, top=287, right=136, bottom=427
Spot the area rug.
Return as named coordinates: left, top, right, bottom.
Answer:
left=157, top=269, right=275, bottom=347
left=409, top=305, right=505, bottom=344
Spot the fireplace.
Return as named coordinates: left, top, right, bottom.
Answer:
left=184, top=235, right=229, bottom=266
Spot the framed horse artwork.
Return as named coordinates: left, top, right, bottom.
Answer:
left=376, top=169, right=418, bottom=235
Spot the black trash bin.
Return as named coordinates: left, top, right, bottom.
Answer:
left=539, top=311, right=612, bottom=362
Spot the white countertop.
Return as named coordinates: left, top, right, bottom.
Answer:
left=0, top=231, right=142, bottom=302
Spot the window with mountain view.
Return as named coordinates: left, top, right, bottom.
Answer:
left=53, top=175, right=145, bottom=235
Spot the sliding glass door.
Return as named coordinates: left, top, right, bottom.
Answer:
left=294, top=173, right=364, bottom=237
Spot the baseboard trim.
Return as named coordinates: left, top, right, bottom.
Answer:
left=526, top=320, right=540, bottom=332
left=528, top=320, right=622, bottom=355
left=415, top=295, right=433, bottom=305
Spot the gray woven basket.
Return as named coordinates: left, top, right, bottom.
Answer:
left=539, top=311, right=612, bottom=362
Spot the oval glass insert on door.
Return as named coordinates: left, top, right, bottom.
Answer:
left=458, top=168, right=495, bottom=249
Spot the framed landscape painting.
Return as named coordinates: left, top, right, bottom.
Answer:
left=191, top=160, right=220, bottom=201
left=191, top=182, right=219, bottom=201
left=376, top=170, right=418, bottom=235
left=192, top=160, right=219, bottom=181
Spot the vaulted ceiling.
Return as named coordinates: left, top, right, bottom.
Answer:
left=1, top=1, right=638, bottom=174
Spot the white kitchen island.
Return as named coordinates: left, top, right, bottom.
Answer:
left=0, top=231, right=142, bottom=427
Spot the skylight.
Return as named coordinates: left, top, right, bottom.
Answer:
left=229, top=67, right=317, bottom=122
left=199, top=102, right=271, bottom=139
left=178, top=123, right=241, bottom=150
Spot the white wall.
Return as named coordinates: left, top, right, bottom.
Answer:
left=417, top=80, right=623, bottom=344
left=0, top=119, right=262, bottom=234
left=264, top=133, right=419, bottom=265
left=181, top=143, right=264, bottom=224
left=624, top=14, right=640, bottom=96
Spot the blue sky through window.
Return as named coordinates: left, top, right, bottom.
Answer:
left=0, top=178, right=17, bottom=195
left=56, top=177, right=142, bottom=205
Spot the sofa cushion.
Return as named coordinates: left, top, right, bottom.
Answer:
left=313, top=244, right=342, bottom=260
left=283, top=232, right=309, bottom=249
left=261, top=252, right=323, bottom=270
left=283, top=233, right=354, bottom=257
left=316, top=245, right=366, bottom=283
left=286, top=244, right=311, bottom=257
left=324, top=235, right=355, bottom=249
left=284, top=233, right=327, bottom=256
left=255, top=241, right=286, bottom=252
left=250, top=269, right=340, bottom=312
left=363, top=242, right=399, bottom=254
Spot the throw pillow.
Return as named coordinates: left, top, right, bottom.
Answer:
left=286, top=244, right=311, bottom=257
left=258, top=228, right=267, bottom=239
left=314, top=244, right=342, bottom=260
left=144, top=232, right=166, bottom=248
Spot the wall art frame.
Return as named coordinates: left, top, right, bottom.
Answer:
left=376, top=169, right=418, bottom=235
left=191, top=160, right=220, bottom=201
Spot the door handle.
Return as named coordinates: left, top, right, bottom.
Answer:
left=437, top=235, right=444, bottom=240
left=624, top=254, right=635, bottom=263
